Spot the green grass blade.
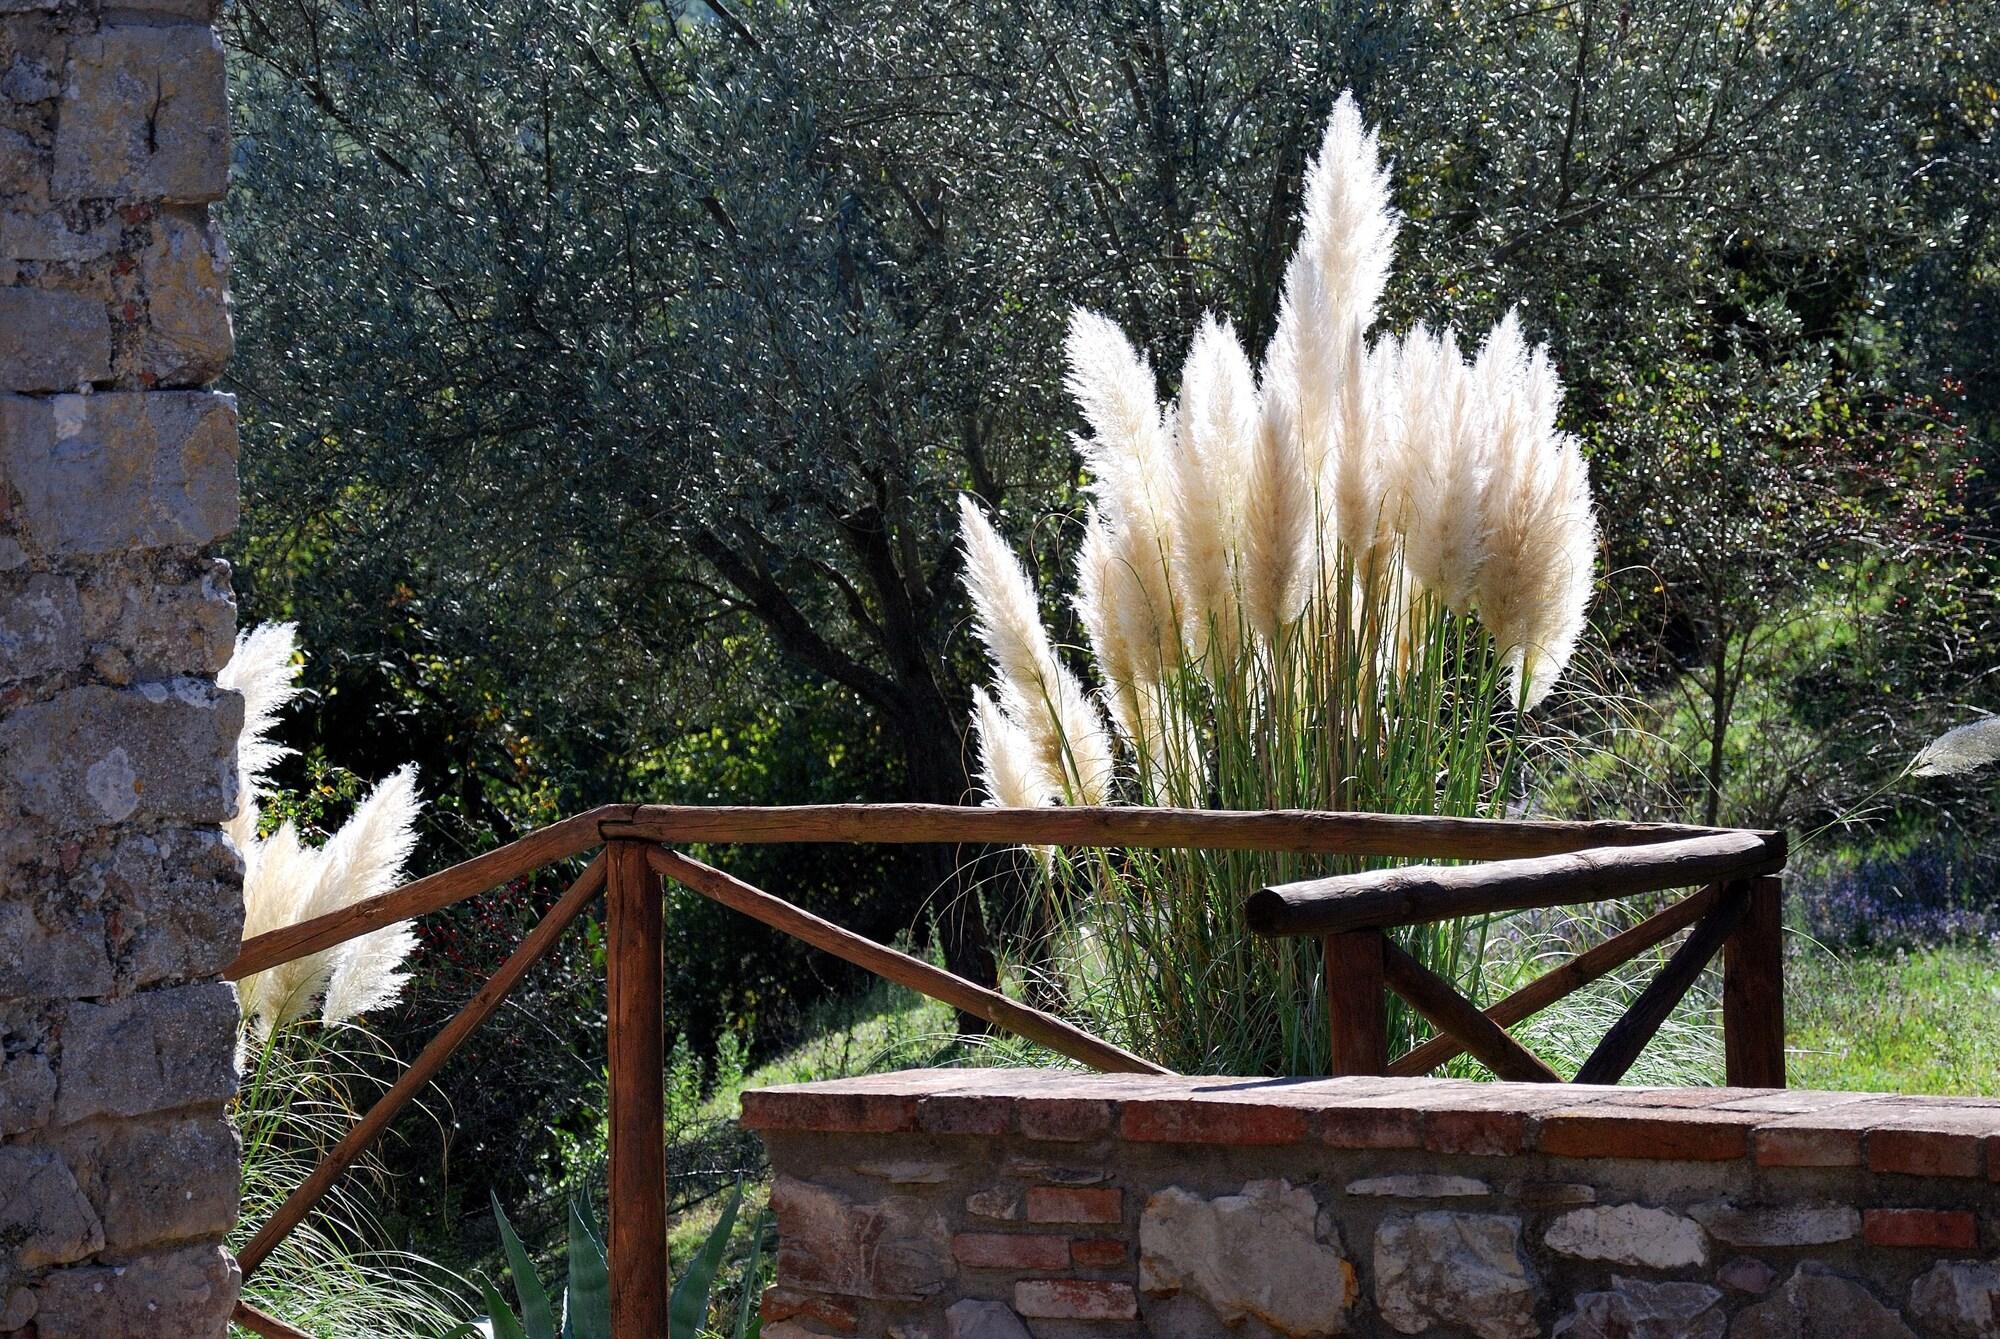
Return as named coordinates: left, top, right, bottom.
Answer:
left=564, top=1197, right=611, bottom=1339
left=669, top=1181, right=743, bottom=1338
left=491, top=1191, right=559, bottom=1339
left=731, top=1210, right=770, bottom=1339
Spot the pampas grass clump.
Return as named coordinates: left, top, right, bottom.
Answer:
left=221, top=623, right=424, bottom=1033
left=959, top=93, right=1600, bottom=1074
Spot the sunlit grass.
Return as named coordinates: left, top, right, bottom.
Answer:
left=1787, top=942, right=2000, bottom=1096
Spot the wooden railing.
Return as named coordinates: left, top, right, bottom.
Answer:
left=223, top=804, right=1784, bottom=1339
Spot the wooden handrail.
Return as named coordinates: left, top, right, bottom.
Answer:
left=649, top=847, right=1170, bottom=1075
left=1387, top=884, right=1723, bottom=1077
left=604, top=803, right=1732, bottom=858
left=227, top=806, right=628, bottom=980
left=1246, top=830, right=1786, bottom=937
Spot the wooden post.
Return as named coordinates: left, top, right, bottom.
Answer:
left=1724, top=875, right=1786, bottom=1088
left=1324, top=930, right=1387, bottom=1076
left=607, top=840, right=668, bottom=1338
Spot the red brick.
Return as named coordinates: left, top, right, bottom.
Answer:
left=1070, top=1237, right=1128, bottom=1268
left=739, top=1089, right=917, bottom=1133
left=1868, top=1127, right=1983, bottom=1179
left=918, top=1095, right=1012, bottom=1136
left=1863, top=1208, right=1978, bottom=1250
left=1019, top=1098, right=1111, bottom=1142
left=1026, top=1186, right=1122, bottom=1225
left=1754, top=1126, right=1863, bottom=1169
left=1318, top=1107, right=1422, bottom=1150
left=951, top=1232, right=1070, bottom=1271
left=760, top=1287, right=859, bottom=1332
left=1534, top=1110, right=1751, bottom=1161
left=1424, top=1109, right=1526, bottom=1157
left=1014, top=1279, right=1139, bottom=1320
left=1121, top=1100, right=1307, bottom=1146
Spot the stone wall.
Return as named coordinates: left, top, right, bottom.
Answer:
left=0, top=0, right=241, bottom=1331
left=746, top=1072, right=2000, bottom=1339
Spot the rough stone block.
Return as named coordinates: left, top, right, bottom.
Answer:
left=52, top=26, right=228, bottom=203
left=57, top=1114, right=238, bottom=1251
left=1544, top=1203, right=1708, bottom=1269
left=1139, top=1179, right=1353, bottom=1335
left=945, top=1299, right=1029, bottom=1339
left=52, top=981, right=238, bottom=1125
left=0, top=1146, right=104, bottom=1268
left=1728, top=1264, right=1914, bottom=1339
left=1011, top=1278, right=1136, bottom=1321
left=0, top=571, right=85, bottom=684
left=0, top=287, right=110, bottom=392
left=0, top=391, right=238, bottom=558
left=0, top=1003, right=56, bottom=1134
left=0, top=897, right=115, bottom=1002
left=77, top=553, right=237, bottom=683
left=137, top=208, right=231, bottom=387
left=1907, top=1260, right=2000, bottom=1339
left=30, top=1240, right=238, bottom=1339
left=0, top=680, right=240, bottom=830
left=769, top=1176, right=950, bottom=1301
left=760, top=1286, right=859, bottom=1333
left=1374, top=1211, right=1538, bottom=1339
left=0, top=207, right=120, bottom=264
left=1685, top=1199, right=1859, bottom=1247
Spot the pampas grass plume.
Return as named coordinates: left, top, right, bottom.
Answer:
left=1910, top=716, right=2000, bottom=777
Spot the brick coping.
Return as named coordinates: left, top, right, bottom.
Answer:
left=741, top=1070, right=2000, bottom=1179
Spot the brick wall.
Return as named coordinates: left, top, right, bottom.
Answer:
left=746, top=1071, right=2000, bottom=1339
left=1, top=0, right=241, bottom=1332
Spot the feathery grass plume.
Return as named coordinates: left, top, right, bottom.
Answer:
left=971, top=688, right=1056, bottom=808
left=1471, top=328, right=1597, bottom=710
left=320, top=765, right=424, bottom=1024
left=218, top=621, right=305, bottom=851
left=958, top=92, right=1605, bottom=1076
left=958, top=496, right=1115, bottom=803
left=1171, top=315, right=1257, bottom=665
left=1910, top=716, right=2000, bottom=777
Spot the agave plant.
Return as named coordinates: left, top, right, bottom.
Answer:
left=958, top=93, right=1600, bottom=1074
left=463, top=1184, right=762, bottom=1339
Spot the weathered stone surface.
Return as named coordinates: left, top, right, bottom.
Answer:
left=1374, top=1212, right=1538, bottom=1339
left=1718, top=1257, right=1780, bottom=1296
left=31, top=1241, right=238, bottom=1339
left=1545, top=1203, right=1708, bottom=1268
left=965, top=1187, right=1020, bottom=1220
left=77, top=554, right=236, bottom=682
left=0, top=572, right=84, bottom=684
left=1, top=53, right=59, bottom=103
left=0, top=288, right=110, bottom=392
left=1554, top=1276, right=1726, bottom=1339
left=855, top=1158, right=956, bottom=1184
left=0, top=1147, right=103, bottom=1268
left=52, top=982, right=238, bottom=1124
left=58, top=1114, right=238, bottom=1250
left=0, top=1004, right=56, bottom=1134
left=1729, top=1264, right=1916, bottom=1339
left=137, top=209, right=231, bottom=386
left=1909, top=1261, right=2000, bottom=1339
left=769, top=1176, right=950, bottom=1300
left=0, top=899, right=115, bottom=1001
left=1688, top=1200, right=1860, bottom=1248
left=0, top=680, right=239, bottom=831
left=946, top=1298, right=1031, bottom=1339
left=52, top=27, right=229, bottom=203
left=0, top=391, right=238, bottom=557
left=0, top=208, right=119, bottom=264
left=105, top=824, right=244, bottom=987
left=1346, top=1173, right=1489, bottom=1198
left=1140, top=1179, right=1354, bottom=1336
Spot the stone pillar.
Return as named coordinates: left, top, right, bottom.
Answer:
left=1, top=0, right=242, bottom=1332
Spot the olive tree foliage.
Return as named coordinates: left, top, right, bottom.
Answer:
left=223, top=0, right=1998, bottom=923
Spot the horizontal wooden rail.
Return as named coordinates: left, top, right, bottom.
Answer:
left=1246, top=830, right=1785, bottom=937
left=227, top=807, right=627, bottom=980
left=1388, top=884, right=1722, bottom=1077
left=237, top=855, right=608, bottom=1277
left=648, top=846, right=1169, bottom=1075
left=606, top=804, right=1730, bottom=859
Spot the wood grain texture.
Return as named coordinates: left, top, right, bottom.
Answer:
left=606, top=803, right=1733, bottom=858
left=648, top=847, right=1169, bottom=1075
left=1389, top=885, right=1722, bottom=1077
left=236, top=855, right=607, bottom=1277
left=1380, top=940, right=1562, bottom=1083
left=1723, top=875, right=1787, bottom=1088
left=227, top=806, right=627, bottom=979
left=607, top=841, right=669, bottom=1339
left=1247, top=830, right=1786, bottom=937
left=1324, top=931, right=1388, bottom=1076
left=1574, top=882, right=1751, bottom=1085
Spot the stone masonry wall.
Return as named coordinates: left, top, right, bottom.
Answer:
left=746, top=1072, right=2000, bottom=1339
left=0, top=0, right=241, bottom=1331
